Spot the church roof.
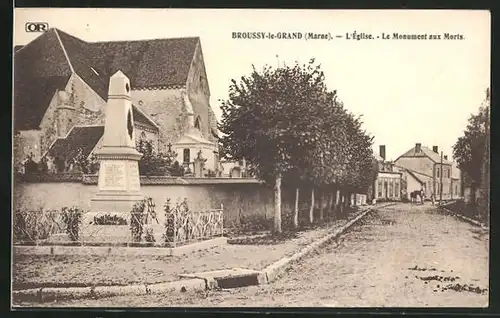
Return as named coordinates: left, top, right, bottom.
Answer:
left=46, top=125, right=104, bottom=162
left=175, top=130, right=215, bottom=146
left=14, top=28, right=199, bottom=130
left=44, top=106, right=156, bottom=162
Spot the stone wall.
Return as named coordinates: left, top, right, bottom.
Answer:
left=13, top=179, right=287, bottom=227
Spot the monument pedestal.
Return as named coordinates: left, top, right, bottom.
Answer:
left=90, top=153, right=143, bottom=214
left=90, top=70, right=144, bottom=215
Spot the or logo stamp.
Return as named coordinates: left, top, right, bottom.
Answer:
left=25, top=22, right=49, bottom=32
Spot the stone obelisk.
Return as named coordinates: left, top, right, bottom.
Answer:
left=91, top=71, right=143, bottom=214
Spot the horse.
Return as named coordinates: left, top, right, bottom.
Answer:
left=410, top=190, right=425, bottom=204
left=410, top=190, right=421, bottom=204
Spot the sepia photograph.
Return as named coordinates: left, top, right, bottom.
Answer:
left=11, top=8, right=490, bottom=308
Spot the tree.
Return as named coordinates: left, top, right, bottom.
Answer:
left=220, top=58, right=376, bottom=232
left=136, top=140, right=179, bottom=176
left=452, top=90, right=489, bottom=206
left=452, top=89, right=490, bottom=221
left=219, top=59, right=333, bottom=233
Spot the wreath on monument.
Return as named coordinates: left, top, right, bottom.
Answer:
left=127, top=109, right=134, bottom=140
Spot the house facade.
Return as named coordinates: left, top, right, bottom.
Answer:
left=373, top=145, right=402, bottom=201
left=394, top=143, right=460, bottom=200
left=14, top=28, right=219, bottom=175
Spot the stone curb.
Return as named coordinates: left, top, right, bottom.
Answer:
left=260, top=203, right=396, bottom=284
left=14, top=237, right=228, bottom=257
left=12, top=278, right=207, bottom=303
left=439, top=206, right=488, bottom=229
left=13, top=203, right=393, bottom=303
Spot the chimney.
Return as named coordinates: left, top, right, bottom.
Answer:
left=433, top=146, right=438, bottom=153
left=379, top=145, right=386, bottom=161
left=415, top=143, right=422, bottom=153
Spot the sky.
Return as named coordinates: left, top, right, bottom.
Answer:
left=13, top=9, right=490, bottom=162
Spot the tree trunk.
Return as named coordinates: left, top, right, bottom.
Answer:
left=339, top=188, right=344, bottom=215
left=335, top=189, right=341, bottom=214
left=327, top=190, right=334, bottom=217
left=319, top=189, right=324, bottom=220
left=293, top=187, right=299, bottom=229
left=470, top=183, right=477, bottom=205
left=309, top=187, right=315, bottom=224
left=274, top=173, right=282, bottom=233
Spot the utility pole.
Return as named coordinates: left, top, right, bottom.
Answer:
left=440, top=151, right=443, bottom=203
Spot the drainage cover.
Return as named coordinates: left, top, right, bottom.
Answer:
left=179, top=268, right=263, bottom=289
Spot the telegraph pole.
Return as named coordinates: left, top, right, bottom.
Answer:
left=440, top=151, right=443, bottom=203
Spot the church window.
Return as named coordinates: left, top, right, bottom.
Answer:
left=195, top=116, right=201, bottom=130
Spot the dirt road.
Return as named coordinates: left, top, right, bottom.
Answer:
left=25, top=203, right=489, bottom=307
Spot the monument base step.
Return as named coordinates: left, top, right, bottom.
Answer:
left=91, top=192, right=144, bottom=213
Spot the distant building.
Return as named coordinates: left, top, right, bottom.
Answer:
left=373, top=145, right=402, bottom=201
left=13, top=28, right=219, bottom=175
left=394, top=143, right=461, bottom=200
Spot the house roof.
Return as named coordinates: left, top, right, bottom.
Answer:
left=46, top=125, right=104, bottom=162
left=396, top=145, right=453, bottom=165
left=14, top=28, right=199, bottom=130
left=405, top=169, right=425, bottom=185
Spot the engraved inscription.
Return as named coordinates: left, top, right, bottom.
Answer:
left=129, top=161, right=140, bottom=191
left=103, top=162, right=125, bottom=188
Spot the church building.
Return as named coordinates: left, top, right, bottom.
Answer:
left=13, top=28, right=219, bottom=174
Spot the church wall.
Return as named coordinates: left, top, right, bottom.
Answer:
left=186, top=42, right=218, bottom=143
left=38, top=74, right=106, bottom=158
left=131, top=88, right=187, bottom=153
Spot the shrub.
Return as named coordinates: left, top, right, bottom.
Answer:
left=93, top=214, right=128, bottom=225
left=239, top=214, right=272, bottom=233
left=130, top=200, right=146, bottom=242
left=144, top=228, right=156, bottom=243
left=162, top=199, right=175, bottom=244
left=130, top=197, right=158, bottom=243
left=13, top=208, right=60, bottom=243
left=60, top=207, right=84, bottom=241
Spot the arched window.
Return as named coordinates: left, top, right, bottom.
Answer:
left=140, top=132, right=146, bottom=140
left=194, top=116, right=201, bottom=130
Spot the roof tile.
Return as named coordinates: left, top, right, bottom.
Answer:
left=14, top=28, right=199, bottom=130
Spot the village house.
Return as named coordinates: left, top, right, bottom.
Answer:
left=394, top=143, right=461, bottom=200
left=13, top=28, right=220, bottom=175
left=373, top=145, right=403, bottom=201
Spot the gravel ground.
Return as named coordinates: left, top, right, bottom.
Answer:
left=26, top=203, right=489, bottom=307
left=12, top=209, right=361, bottom=291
